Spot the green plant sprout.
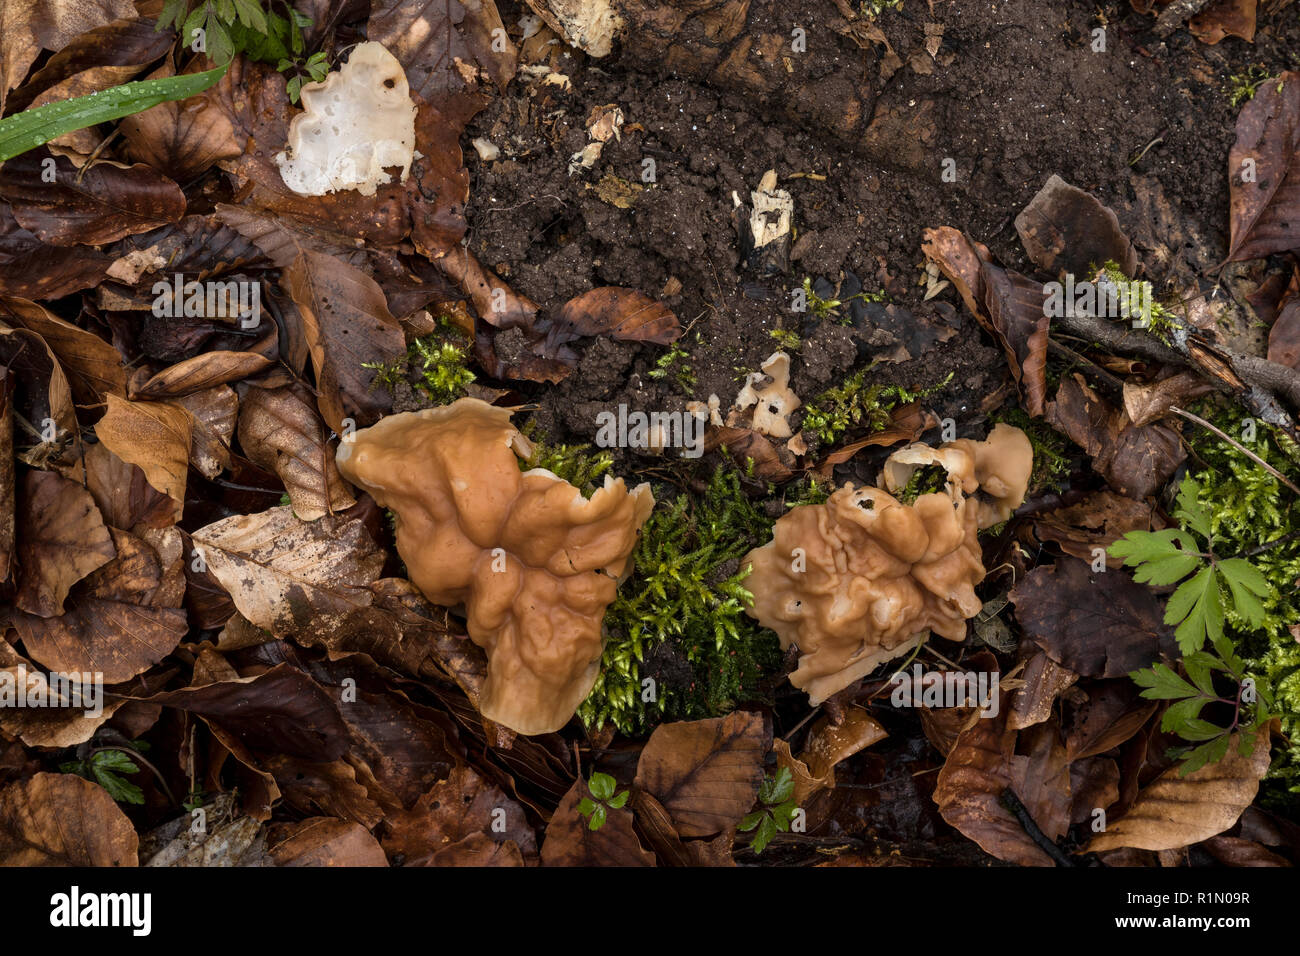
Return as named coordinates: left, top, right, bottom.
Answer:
left=520, top=430, right=613, bottom=498
left=860, top=0, right=904, bottom=16
left=364, top=319, right=476, bottom=406
left=768, top=327, right=802, bottom=351
left=1224, top=67, right=1273, bottom=108
left=577, top=772, right=629, bottom=830
left=739, top=767, right=798, bottom=854
left=60, top=745, right=148, bottom=805
left=1100, top=261, right=1177, bottom=343
left=648, top=340, right=696, bottom=391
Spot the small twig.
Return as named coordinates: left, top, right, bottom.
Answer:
left=1170, top=406, right=1300, bottom=497
left=1000, top=787, right=1075, bottom=867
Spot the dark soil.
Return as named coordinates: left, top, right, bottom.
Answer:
left=462, top=0, right=1296, bottom=481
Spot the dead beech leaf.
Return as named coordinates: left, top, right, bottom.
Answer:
left=0, top=371, right=12, bottom=584
left=14, top=469, right=115, bottom=617
left=705, top=426, right=793, bottom=481
left=0, top=149, right=185, bottom=246
left=149, top=662, right=351, bottom=762
left=0, top=641, right=122, bottom=747
left=82, top=439, right=177, bottom=531
left=776, top=706, right=888, bottom=804
left=1034, top=491, right=1162, bottom=570
left=0, top=0, right=137, bottom=111
left=285, top=250, right=405, bottom=434
left=921, top=226, right=991, bottom=325
left=190, top=505, right=384, bottom=639
left=269, top=818, right=388, bottom=867
left=119, top=61, right=241, bottom=182
left=1010, top=557, right=1178, bottom=679
left=1088, top=724, right=1274, bottom=852
left=633, top=711, right=770, bottom=838
left=0, top=772, right=138, bottom=866
left=1008, top=720, right=1072, bottom=843
left=1122, top=371, right=1215, bottom=427
left=1065, top=680, right=1159, bottom=762
left=1014, top=174, right=1140, bottom=279
left=237, top=385, right=355, bottom=521
left=0, top=325, right=79, bottom=467
left=369, top=0, right=518, bottom=126
left=94, top=393, right=193, bottom=522
left=814, top=402, right=935, bottom=476
left=541, top=779, right=656, bottom=867
left=1228, top=70, right=1300, bottom=261
left=172, top=384, right=237, bottom=479
left=1046, top=374, right=1185, bottom=499
left=1201, top=835, right=1291, bottom=866
left=1189, top=0, right=1257, bottom=45
left=1267, top=298, right=1300, bottom=369
left=382, top=763, right=534, bottom=866
left=981, top=264, right=1050, bottom=416
left=132, top=350, right=273, bottom=400
left=933, top=707, right=1054, bottom=866
left=555, top=287, right=681, bottom=345
left=0, top=295, right=126, bottom=401
left=1007, top=651, right=1078, bottom=731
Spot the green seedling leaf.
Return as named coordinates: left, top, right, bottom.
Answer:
left=606, top=790, right=630, bottom=810
left=0, top=65, right=228, bottom=163
left=586, top=804, right=607, bottom=831
left=588, top=772, right=616, bottom=801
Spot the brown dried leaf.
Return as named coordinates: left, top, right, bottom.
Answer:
left=1014, top=174, right=1140, bottom=279
left=0, top=296, right=126, bottom=401
left=1188, top=0, right=1257, bottom=45
left=172, top=384, right=237, bottom=479
left=0, top=640, right=123, bottom=747
left=0, top=325, right=79, bottom=467
left=933, top=707, right=1054, bottom=866
left=1088, top=724, right=1274, bottom=852
left=1008, top=720, right=1072, bottom=843
left=921, top=226, right=991, bottom=325
left=1228, top=70, right=1300, bottom=261
left=119, top=61, right=241, bottom=181
left=94, top=393, right=193, bottom=522
left=1122, top=371, right=1215, bottom=427
left=269, top=817, right=388, bottom=867
left=285, top=250, right=405, bottom=433
left=541, top=779, right=656, bottom=867
left=0, top=0, right=137, bottom=110
left=14, top=470, right=114, bottom=616
left=237, top=385, right=355, bottom=520
left=132, top=351, right=273, bottom=400
left=555, top=287, right=681, bottom=345
left=1011, top=557, right=1178, bottom=679
left=1065, top=680, right=1159, bottom=761
left=981, top=264, right=1050, bottom=416
left=1007, top=651, right=1078, bottom=731
left=1201, top=835, right=1291, bottom=866
left=0, top=771, right=138, bottom=866
left=0, top=149, right=185, bottom=246
left=82, top=439, right=177, bottom=531
left=190, top=505, right=384, bottom=639
left=1034, top=491, right=1162, bottom=570
left=633, top=712, right=770, bottom=838
left=1267, top=298, right=1300, bottom=369
left=704, top=426, right=793, bottom=481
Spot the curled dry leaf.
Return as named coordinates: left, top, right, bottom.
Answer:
left=632, top=712, right=770, bottom=838
left=541, top=779, right=656, bottom=867
left=775, top=705, right=888, bottom=805
left=0, top=772, right=138, bottom=866
left=1188, top=0, right=1257, bottom=46
left=132, top=350, right=274, bottom=400
left=704, top=426, right=793, bottom=481
left=382, top=763, right=534, bottom=866
left=1033, top=491, right=1162, bottom=570
left=1014, top=174, right=1140, bottom=279
left=1064, top=679, right=1159, bottom=762
left=0, top=325, right=79, bottom=467
left=14, top=469, right=115, bottom=617
left=269, top=818, right=388, bottom=867
left=981, top=264, right=1050, bottom=417
left=1088, top=723, right=1275, bottom=852
left=82, top=439, right=177, bottom=531
left=921, top=226, right=991, bottom=324
left=1122, top=371, right=1215, bottom=427
left=148, top=662, right=351, bottom=762
left=0, top=295, right=126, bottom=401
left=94, top=393, right=193, bottom=523
left=0, top=640, right=123, bottom=747
left=554, top=287, right=681, bottom=345
left=237, top=385, right=355, bottom=521
left=119, top=62, right=242, bottom=182
left=1007, top=651, right=1078, bottom=731
left=1046, top=374, right=1185, bottom=499
left=933, top=706, right=1054, bottom=867
left=172, top=384, right=237, bottom=479
left=1228, top=70, right=1300, bottom=262
left=0, top=0, right=138, bottom=110
left=285, top=250, right=406, bottom=434
left=1010, top=557, right=1178, bottom=680
left=190, top=505, right=384, bottom=640
left=0, top=149, right=185, bottom=246
left=1008, top=719, right=1072, bottom=843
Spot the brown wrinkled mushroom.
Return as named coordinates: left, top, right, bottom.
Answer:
left=335, top=398, right=653, bottom=735
left=742, top=424, right=1032, bottom=704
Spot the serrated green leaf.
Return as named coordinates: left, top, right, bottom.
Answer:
left=1167, top=566, right=1223, bottom=653
left=1181, top=654, right=1218, bottom=698
left=1179, top=735, right=1229, bottom=776
left=751, top=815, right=778, bottom=854
left=1161, top=696, right=1208, bottom=733
left=92, top=750, right=140, bottom=775
left=1174, top=476, right=1213, bottom=540
left=738, top=811, right=765, bottom=832
left=1131, top=662, right=1200, bottom=700
left=1132, top=551, right=1202, bottom=586
left=1108, top=529, right=1183, bottom=565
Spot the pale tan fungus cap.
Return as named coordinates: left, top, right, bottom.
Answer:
left=742, top=425, right=1032, bottom=704
left=336, top=398, right=654, bottom=735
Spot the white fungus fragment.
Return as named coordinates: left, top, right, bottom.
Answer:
left=274, top=42, right=417, bottom=197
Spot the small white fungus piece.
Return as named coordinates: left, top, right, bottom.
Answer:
left=275, top=42, right=417, bottom=197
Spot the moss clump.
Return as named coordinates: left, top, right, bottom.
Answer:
left=803, top=369, right=952, bottom=446
left=991, top=406, right=1071, bottom=494
left=1180, top=400, right=1300, bottom=804
left=647, top=340, right=695, bottom=392
left=519, top=424, right=613, bottom=498
left=768, top=327, right=802, bottom=351
left=1100, top=261, right=1178, bottom=345
left=364, top=315, right=475, bottom=405
left=579, top=467, right=781, bottom=735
